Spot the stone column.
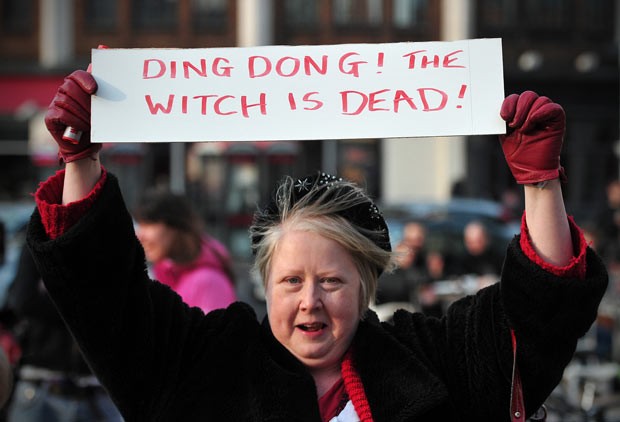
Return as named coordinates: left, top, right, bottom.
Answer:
left=39, top=0, right=75, bottom=68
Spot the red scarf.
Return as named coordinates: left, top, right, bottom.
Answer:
left=342, top=349, right=373, bottom=421
left=318, top=349, right=373, bottom=422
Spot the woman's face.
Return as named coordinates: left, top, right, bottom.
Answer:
left=265, top=229, right=362, bottom=372
left=135, top=221, right=175, bottom=263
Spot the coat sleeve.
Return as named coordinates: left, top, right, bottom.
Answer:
left=385, top=234, right=608, bottom=420
left=25, top=173, right=254, bottom=421
left=500, top=237, right=608, bottom=416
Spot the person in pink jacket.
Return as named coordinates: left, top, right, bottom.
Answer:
left=134, top=189, right=237, bottom=313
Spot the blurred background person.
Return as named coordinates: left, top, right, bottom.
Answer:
left=376, top=222, right=447, bottom=319
left=594, top=179, right=620, bottom=271
left=417, top=249, right=449, bottom=318
left=4, top=244, right=122, bottom=422
left=133, top=189, right=236, bottom=313
left=376, top=221, right=429, bottom=306
left=426, top=250, right=448, bottom=282
left=375, top=242, right=417, bottom=308
left=499, top=186, right=524, bottom=224
left=401, top=220, right=428, bottom=271
left=456, top=220, right=504, bottom=281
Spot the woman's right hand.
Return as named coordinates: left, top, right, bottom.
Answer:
left=45, top=70, right=101, bottom=163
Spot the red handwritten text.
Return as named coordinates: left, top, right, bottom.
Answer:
left=288, top=92, right=323, bottom=111
left=402, top=50, right=465, bottom=69
left=340, top=88, right=448, bottom=115
left=248, top=52, right=369, bottom=78
left=144, top=94, right=267, bottom=118
left=143, top=58, right=233, bottom=79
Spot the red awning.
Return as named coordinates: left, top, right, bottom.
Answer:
left=0, top=75, right=66, bottom=114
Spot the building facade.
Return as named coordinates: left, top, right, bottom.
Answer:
left=0, top=0, right=618, bottom=257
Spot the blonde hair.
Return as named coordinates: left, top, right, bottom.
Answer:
left=250, top=174, right=396, bottom=312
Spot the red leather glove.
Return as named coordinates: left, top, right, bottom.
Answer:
left=45, top=70, right=101, bottom=163
left=499, top=91, right=566, bottom=185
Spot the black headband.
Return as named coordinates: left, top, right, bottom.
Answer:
left=250, top=171, right=391, bottom=258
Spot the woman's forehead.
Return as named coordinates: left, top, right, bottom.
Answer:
left=270, top=230, right=355, bottom=271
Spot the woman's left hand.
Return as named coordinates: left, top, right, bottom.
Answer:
left=499, top=91, right=565, bottom=185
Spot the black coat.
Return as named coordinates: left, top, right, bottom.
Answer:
left=26, top=174, right=608, bottom=421
left=6, top=244, right=91, bottom=374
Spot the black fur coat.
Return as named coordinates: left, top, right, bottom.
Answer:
left=26, top=174, right=608, bottom=421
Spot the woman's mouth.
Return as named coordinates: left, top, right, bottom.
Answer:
left=297, top=322, right=327, bottom=332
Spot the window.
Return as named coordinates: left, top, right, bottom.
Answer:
left=524, top=0, right=569, bottom=31
left=479, top=0, right=615, bottom=40
left=337, top=140, right=381, bottom=199
left=85, top=0, right=118, bottom=31
left=284, top=0, right=319, bottom=30
left=577, top=0, right=614, bottom=36
left=393, top=0, right=428, bottom=29
left=333, top=0, right=383, bottom=27
left=133, top=0, right=178, bottom=30
left=478, top=0, right=518, bottom=32
left=1, top=0, right=33, bottom=34
left=192, top=0, right=227, bottom=32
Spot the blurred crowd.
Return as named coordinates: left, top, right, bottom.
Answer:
left=375, top=181, right=620, bottom=363
left=371, top=180, right=620, bottom=420
left=375, top=216, right=505, bottom=320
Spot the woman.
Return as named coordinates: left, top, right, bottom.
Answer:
left=134, top=190, right=236, bottom=313
left=28, top=70, right=607, bottom=421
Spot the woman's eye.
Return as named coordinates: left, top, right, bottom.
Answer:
left=285, top=277, right=301, bottom=284
left=322, top=277, right=340, bottom=284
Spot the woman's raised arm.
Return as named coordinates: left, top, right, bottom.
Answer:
left=44, top=69, right=103, bottom=204
left=523, top=180, right=572, bottom=266
left=62, top=157, right=102, bottom=204
left=499, top=91, right=573, bottom=266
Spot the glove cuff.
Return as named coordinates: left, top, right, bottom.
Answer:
left=513, top=166, right=567, bottom=185
left=59, top=144, right=102, bottom=163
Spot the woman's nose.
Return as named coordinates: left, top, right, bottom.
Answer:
left=299, top=281, right=322, bottom=311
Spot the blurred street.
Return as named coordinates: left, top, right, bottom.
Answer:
left=1, top=0, right=620, bottom=420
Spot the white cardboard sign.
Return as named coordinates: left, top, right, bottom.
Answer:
left=91, top=38, right=505, bottom=143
